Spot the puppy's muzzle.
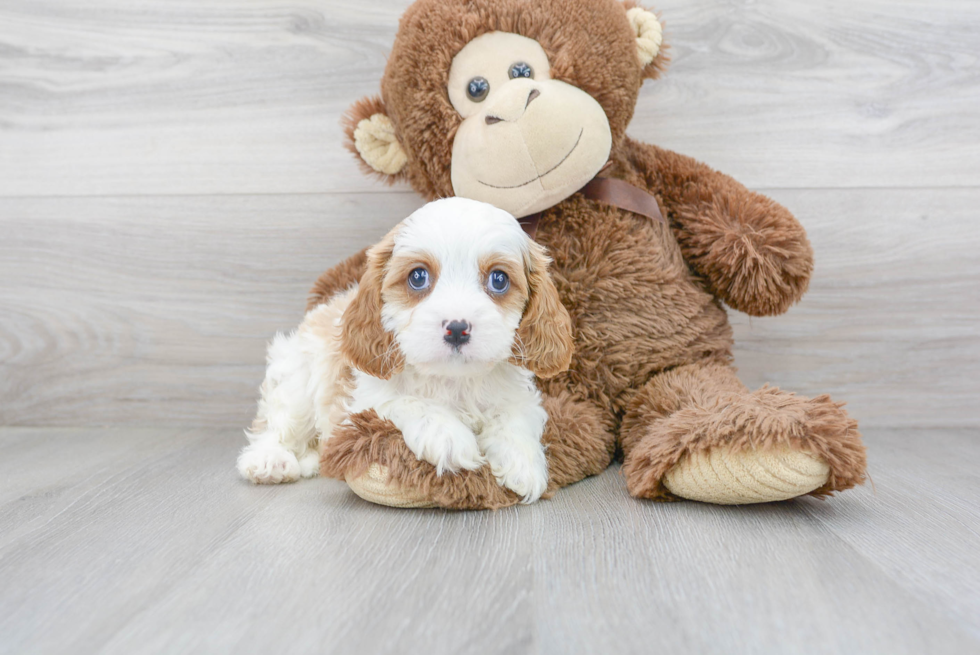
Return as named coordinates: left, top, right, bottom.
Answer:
left=444, top=320, right=471, bottom=348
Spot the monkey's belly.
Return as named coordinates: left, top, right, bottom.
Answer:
left=541, top=213, right=732, bottom=414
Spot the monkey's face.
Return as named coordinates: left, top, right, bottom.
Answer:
left=447, top=32, right=613, bottom=218
left=344, top=0, right=667, bottom=213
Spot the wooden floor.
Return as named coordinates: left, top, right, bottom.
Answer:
left=2, top=0, right=980, bottom=652
left=0, top=427, right=978, bottom=654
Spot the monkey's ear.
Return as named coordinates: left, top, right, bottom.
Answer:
left=342, top=95, right=408, bottom=181
left=625, top=5, right=668, bottom=79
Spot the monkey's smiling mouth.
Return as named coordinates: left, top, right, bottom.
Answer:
left=477, top=129, right=583, bottom=189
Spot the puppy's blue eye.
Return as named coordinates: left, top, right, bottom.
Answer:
left=487, top=270, right=510, bottom=294
left=508, top=62, right=533, bottom=80
left=408, top=267, right=430, bottom=291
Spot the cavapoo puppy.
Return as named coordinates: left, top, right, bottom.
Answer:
left=237, top=198, right=574, bottom=503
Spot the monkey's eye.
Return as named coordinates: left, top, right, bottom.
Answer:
left=466, top=77, right=490, bottom=102
left=487, top=270, right=510, bottom=294
left=508, top=62, right=534, bottom=80
left=408, top=267, right=430, bottom=291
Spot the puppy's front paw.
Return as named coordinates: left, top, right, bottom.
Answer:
left=297, top=450, right=320, bottom=478
left=403, top=416, right=485, bottom=476
left=237, top=444, right=301, bottom=484
left=484, top=441, right=549, bottom=504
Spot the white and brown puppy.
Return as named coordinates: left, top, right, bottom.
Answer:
left=237, top=198, right=573, bottom=503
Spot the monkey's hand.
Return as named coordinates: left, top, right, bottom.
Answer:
left=631, top=140, right=814, bottom=316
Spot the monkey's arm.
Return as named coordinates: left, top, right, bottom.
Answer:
left=626, top=139, right=813, bottom=317
left=306, top=248, right=369, bottom=312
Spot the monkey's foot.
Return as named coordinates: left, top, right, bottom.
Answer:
left=662, top=444, right=830, bottom=504
left=321, top=410, right=523, bottom=510
left=346, top=463, right=438, bottom=508
left=624, top=388, right=866, bottom=503
left=324, top=393, right=614, bottom=510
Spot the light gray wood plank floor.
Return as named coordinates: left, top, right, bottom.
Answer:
left=0, top=427, right=978, bottom=655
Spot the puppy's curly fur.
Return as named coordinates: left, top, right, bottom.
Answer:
left=242, top=199, right=577, bottom=504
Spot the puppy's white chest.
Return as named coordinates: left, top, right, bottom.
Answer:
left=347, top=363, right=534, bottom=431
left=402, top=375, right=498, bottom=435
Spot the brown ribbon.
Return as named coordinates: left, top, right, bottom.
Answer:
left=518, top=176, right=664, bottom=240
left=581, top=177, right=665, bottom=224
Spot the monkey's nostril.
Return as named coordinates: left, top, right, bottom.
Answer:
left=526, top=89, right=541, bottom=107
left=485, top=115, right=502, bottom=125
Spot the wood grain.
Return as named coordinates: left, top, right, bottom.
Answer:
left=1, top=0, right=979, bottom=196
left=732, top=187, right=980, bottom=428
left=531, top=434, right=980, bottom=654
left=1, top=188, right=977, bottom=428
left=0, top=192, right=422, bottom=426
left=0, top=426, right=977, bottom=654
left=2, top=0, right=978, bottom=428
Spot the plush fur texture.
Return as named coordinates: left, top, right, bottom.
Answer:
left=313, top=0, right=866, bottom=506
left=322, top=388, right=615, bottom=510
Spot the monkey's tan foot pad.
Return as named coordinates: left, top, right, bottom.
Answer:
left=663, top=445, right=830, bottom=505
left=345, top=463, right=438, bottom=509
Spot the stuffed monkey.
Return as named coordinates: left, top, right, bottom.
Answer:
left=313, top=0, right=866, bottom=509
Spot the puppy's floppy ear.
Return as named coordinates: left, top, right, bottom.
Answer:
left=623, top=2, right=669, bottom=80
left=340, top=230, right=405, bottom=379
left=512, top=242, right=575, bottom=379
left=342, top=95, right=409, bottom=182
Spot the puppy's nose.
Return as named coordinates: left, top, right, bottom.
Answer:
left=444, top=320, right=471, bottom=347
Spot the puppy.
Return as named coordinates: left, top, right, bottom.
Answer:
left=237, top=198, right=574, bottom=503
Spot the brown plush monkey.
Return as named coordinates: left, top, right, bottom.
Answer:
left=316, top=0, right=867, bottom=509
